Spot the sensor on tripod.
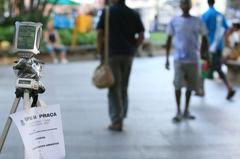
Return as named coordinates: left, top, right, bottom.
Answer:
left=16, top=78, right=39, bottom=90
left=13, top=21, right=42, bottom=58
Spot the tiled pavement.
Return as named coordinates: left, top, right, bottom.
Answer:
left=0, top=57, right=240, bottom=159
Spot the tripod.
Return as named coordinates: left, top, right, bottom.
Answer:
left=0, top=86, right=45, bottom=153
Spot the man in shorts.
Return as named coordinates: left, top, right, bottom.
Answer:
left=165, top=0, right=208, bottom=122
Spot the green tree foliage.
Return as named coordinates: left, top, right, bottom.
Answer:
left=0, top=26, right=14, bottom=42
left=0, top=0, right=59, bottom=26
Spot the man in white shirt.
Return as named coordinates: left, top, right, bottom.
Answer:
left=165, top=0, right=208, bottom=122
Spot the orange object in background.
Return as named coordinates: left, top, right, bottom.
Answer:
left=75, top=15, right=93, bottom=33
left=227, top=45, right=240, bottom=60
left=71, top=14, right=93, bottom=47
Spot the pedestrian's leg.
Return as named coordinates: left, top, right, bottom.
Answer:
left=50, top=51, right=58, bottom=64
left=108, top=72, right=123, bottom=123
left=108, top=85, right=123, bottom=131
left=47, top=45, right=58, bottom=63
left=121, top=57, right=133, bottom=119
left=183, top=90, right=195, bottom=120
left=201, top=78, right=205, bottom=96
left=216, top=69, right=236, bottom=100
left=59, top=46, right=68, bottom=64
left=173, top=62, right=183, bottom=122
left=195, top=77, right=205, bottom=97
left=217, top=69, right=232, bottom=90
left=173, top=89, right=182, bottom=122
left=175, top=90, right=181, bottom=113
left=60, top=52, right=68, bottom=63
left=183, top=63, right=198, bottom=120
left=108, top=58, right=123, bottom=131
left=214, top=53, right=236, bottom=100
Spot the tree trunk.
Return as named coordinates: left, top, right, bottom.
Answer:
left=30, top=0, right=34, bottom=11
left=46, top=0, right=60, bottom=17
left=35, top=0, right=41, bottom=10
left=0, top=0, right=4, bottom=18
left=18, top=0, right=25, bottom=14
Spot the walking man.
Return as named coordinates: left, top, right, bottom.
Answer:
left=165, top=0, right=208, bottom=122
left=97, top=0, right=144, bottom=131
left=202, top=0, right=236, bottom=100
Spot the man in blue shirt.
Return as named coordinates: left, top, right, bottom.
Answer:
left=165, top=0, right=208, bottom=122
left=202, top=0, right=236, bottom=100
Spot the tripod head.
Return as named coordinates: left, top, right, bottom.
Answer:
left=13, top=57, right=45, bottom=94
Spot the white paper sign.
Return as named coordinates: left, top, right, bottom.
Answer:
left=10, top=105, right=65, bottom=159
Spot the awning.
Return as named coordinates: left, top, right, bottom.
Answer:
left=71, top=0, right=95, bottom=3
left=48, top=0, right=80, bottom=5
left=48, top=0, right=95, bottom=5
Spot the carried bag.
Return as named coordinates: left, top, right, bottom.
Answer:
left=201, top=53, right=214, bottom=79
left=92, top=63, right=114, bottom=88
left=201, top=59, right=210, bottom=79
left=92, top=6, right=114, bottom=89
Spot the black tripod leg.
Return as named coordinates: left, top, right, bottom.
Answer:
left=0, top=98, right=21, bottom=153
left=31, top=95, right=38, bottom=108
